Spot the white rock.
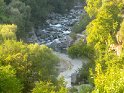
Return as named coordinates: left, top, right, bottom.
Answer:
left=63, top=31, right=71, bottom=35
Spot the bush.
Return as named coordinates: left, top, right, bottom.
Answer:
left=0, top=24, right=17, bottom=41
left=0, top=65, right=23, bottom=93
left=79, top=60, right=94, bottom=83
left=32, top=81, right=68, bottom=93
left=92, top=63, right=124, bottom=93
left=69, top=87, right=78, bottom=93
left=49, top=0, right=75, bottom=13
left=68, top=40, right=94, bottom=58
left=79, top=84, right=93, bottom=93
left=0, top=40, right=59, bottom=92
left=0, top=24, right=60, bottom=92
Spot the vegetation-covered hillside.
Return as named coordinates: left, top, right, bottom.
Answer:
left=0, top=0, right=77, bottom=92
left=0, top=24, right=69, bottom=93
left=68, top=0, right=124, bottom=92
left=1, top=0, right=124, bottom=93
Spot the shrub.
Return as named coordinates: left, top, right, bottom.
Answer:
left=32, top=81, right=68, bottom=93
left=0, top=65, right=23, bottom=93
left=79, top=84, right=93, bottom=93
left=68, top=40, right=94, bottom=58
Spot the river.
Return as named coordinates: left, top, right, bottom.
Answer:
left=27, top=2, right=85, bottom=88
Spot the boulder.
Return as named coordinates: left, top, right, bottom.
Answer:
left=71, top=72, right=78, bottom=84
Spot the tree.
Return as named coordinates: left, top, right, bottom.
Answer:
left=93, top=62, right=124, bottom=93
left=85, top=0, right=102, bottom=18
left=0, top=65, right=23, bottom=93
left=0, top=40, right=59, bottom=92
left=23, top=0, right=53, bottom=25
left=0, top=24, right=17, bottom=41
left=0, top=24, right=59, bottom=92
left=84, top=0, right=124, bottom=92
left=32, top=81, right=68, bottom=93
left=0, top=0, right=8, bottom=23
left=116, top=20, right=124, bottom=44
left=68, top=40, right=94, bottom=58
left=86, top=1, right=121, bottom=55
left=7, top=0, right=31, bottom=39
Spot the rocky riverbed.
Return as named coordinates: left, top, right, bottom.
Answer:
left=27, top=2, right=85, bottom=52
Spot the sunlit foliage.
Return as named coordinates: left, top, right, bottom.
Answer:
left=0, top=65, right=23, bottom=93
left=0, top=24, right=17, bottom=41
left=0, top=24, right=60, bottom=92
left=84, top=0, right=124, bottom=92
left=32, top=81, right=68, bottom=93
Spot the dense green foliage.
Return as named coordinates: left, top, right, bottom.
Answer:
left=2, top=0, right=124, bottom=93
left=68, top=0, right=124, bottom=93
left=21, top=0, right=75, bottom=25
left=68, top=40, right=94, bottom=58
left=0, top=0, right=77, bottom=92
left=32, top=81, right=68, bottom=93
left=78, top=84, right=93, bottom=93
left=0, top=24, right=17, bottom=41
left=0, top=24, right=68, bottom=93
left=84, top=0, right=124, bottom=93
left=0, top=65, right=23, bottom=93
left=0, top=0, right=31, bottom=39
left=0, top=40, right=59, bottom=88
left=85, top=0, right=102, bottom=18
